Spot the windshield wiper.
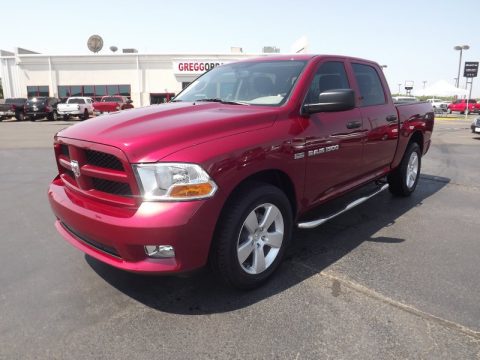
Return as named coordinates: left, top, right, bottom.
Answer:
left=195, top=98, right=249, bottom=105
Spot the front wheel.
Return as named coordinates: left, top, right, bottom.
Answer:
left=81, top=109, right=89, bottom=120
left=211, top=183, right=293, bottom=289
left=15, top=112, right=25, bottom=121
left=388, top=142, right=421, bottom=197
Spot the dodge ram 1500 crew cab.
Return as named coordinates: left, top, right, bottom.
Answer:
left=48, top=55, right=434, bottom=289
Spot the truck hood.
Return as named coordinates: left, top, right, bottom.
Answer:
left=93, top=102, right=120, bottom=112
left=57, top=102, right=278, bottom=163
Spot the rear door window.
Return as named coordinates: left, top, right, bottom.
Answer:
left=352, top=63, right=386, bottom=106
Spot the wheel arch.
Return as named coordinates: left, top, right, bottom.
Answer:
left=409, top=130, right=424, bottom=154
left=222, top=169, right=297, bottom=219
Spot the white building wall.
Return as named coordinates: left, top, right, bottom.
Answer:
left=1, top=52, right=262, bottom=106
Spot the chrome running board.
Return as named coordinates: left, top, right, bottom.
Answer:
left=297, top=184, right=389, bottom=229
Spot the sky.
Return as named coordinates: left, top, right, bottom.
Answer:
left=2, top=0, right=479, bottom=96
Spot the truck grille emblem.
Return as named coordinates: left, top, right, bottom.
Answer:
left=70, top=160, right=81, bottom=178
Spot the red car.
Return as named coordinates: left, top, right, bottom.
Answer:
left=48, top=55, right=434, bottom=289
left=447, top=99, right=480, bottom=114
left=93, top=96, right=133, bottom=115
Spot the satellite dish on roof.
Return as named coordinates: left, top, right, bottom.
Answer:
left=110, top=46, right=118, bottom=53
left=87, top=35, right=104, bottom=53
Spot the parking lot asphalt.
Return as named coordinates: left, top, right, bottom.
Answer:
left=1, top=117, right=480, bottom=359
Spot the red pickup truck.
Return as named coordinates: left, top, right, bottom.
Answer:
left=93, top=96, right=134, bottom=115
left=447, top=99, right=480, bottom=114
left=48, top=55, right=434, bottom=289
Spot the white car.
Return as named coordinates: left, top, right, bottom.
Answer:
left=57, top=97, right=94, bottom=120
left=426, top=99, right=449, bottom=112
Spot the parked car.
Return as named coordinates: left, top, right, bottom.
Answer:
left=447, top=99, right=480, bottom=114
left=471, top=117, right=480, bottom=134
left=57, top=97, right=94, bottom=120
left=426, top=99, right=449, bottom=113
left=25, top=97, right=61, bottom=121
left=48, top=55, right=434, bottom=289
left=93, top=96, right=133, bottom=115
left=0, top=98, right=27, bottom=121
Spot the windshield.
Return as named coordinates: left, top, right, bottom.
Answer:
left=67, top=98, right=86, bottom=104
left=5, top=98, right=26, bottom=104
left=27, top=97, right=47, bottom=105
left=102, top=97, right=122, bottom=103
left=174, top=60, right=307, bottom=106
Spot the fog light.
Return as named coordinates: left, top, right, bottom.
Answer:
left=144, top=245, right=175, bottom=258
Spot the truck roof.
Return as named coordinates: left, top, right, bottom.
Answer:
left=237, top=54, right=381, bottom=67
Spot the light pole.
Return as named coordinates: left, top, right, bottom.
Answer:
left=398, top=83, right=402, bottom=95
left=454, top=45, right=469, bottom=88
left=422, top=80, right=427, bottom=89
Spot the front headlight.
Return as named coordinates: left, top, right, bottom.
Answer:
left=133, top=163, right=217, bottom=201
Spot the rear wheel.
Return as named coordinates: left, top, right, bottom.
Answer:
left=211, top=183, right=293, bottom=289
left=47, top=111, right=58, bottom=121
left=15, top=112, right=25, bottom=121
left=388, top=142, right=421, bottom=197
left=82, top=109, right=89, bottom=120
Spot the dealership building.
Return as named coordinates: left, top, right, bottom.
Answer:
left=0, top=47, right=262, bottom=106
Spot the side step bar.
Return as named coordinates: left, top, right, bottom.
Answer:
left=297, top=184, right=389, bottom=229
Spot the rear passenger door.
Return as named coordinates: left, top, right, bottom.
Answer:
left=303, top=60, right=365, bottom=205
left=352, top=63, right=398, bottom=174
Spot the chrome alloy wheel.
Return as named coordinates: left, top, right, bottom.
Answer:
left=406, top=151, right=419, bottom=189
left=236, top=203, right=284, bottom=275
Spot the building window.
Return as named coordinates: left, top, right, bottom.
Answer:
left=83, top=86, right=94, bottom=97
left=107, top=85, right=119, bottom=96
left=57, top=85, right=131, bottom=101
left=27, top=86, right=49, bottom=97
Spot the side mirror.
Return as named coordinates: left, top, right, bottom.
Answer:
left=303, top=89, right=355, bottom=114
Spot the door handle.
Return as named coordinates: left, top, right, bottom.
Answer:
left=386, top=115, right=398, bottom=122
left=346, top=120, right=362, bottom=129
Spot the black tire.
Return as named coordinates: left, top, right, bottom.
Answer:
left=63, top=115, right=70, bottom=120
left=15, top=112, right=25, bottom=121
left=210, top=183, right=293, bottom=289
left=388, top=142, right=422, bottom=197
left=47, top=111, right=58, bottom=121
left=82, top=109, right=89, bottom=120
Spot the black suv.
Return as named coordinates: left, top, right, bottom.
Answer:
left=25, top=97, right=60, bottom=121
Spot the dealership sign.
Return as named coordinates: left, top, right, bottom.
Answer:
left=173, top=60, right=231, bottom=75
left=464, top=62, right=479, bottom=78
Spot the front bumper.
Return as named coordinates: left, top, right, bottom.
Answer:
left=48, top=176, right=218, bottom=274
left=26, top=111, right=48, bottom=118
